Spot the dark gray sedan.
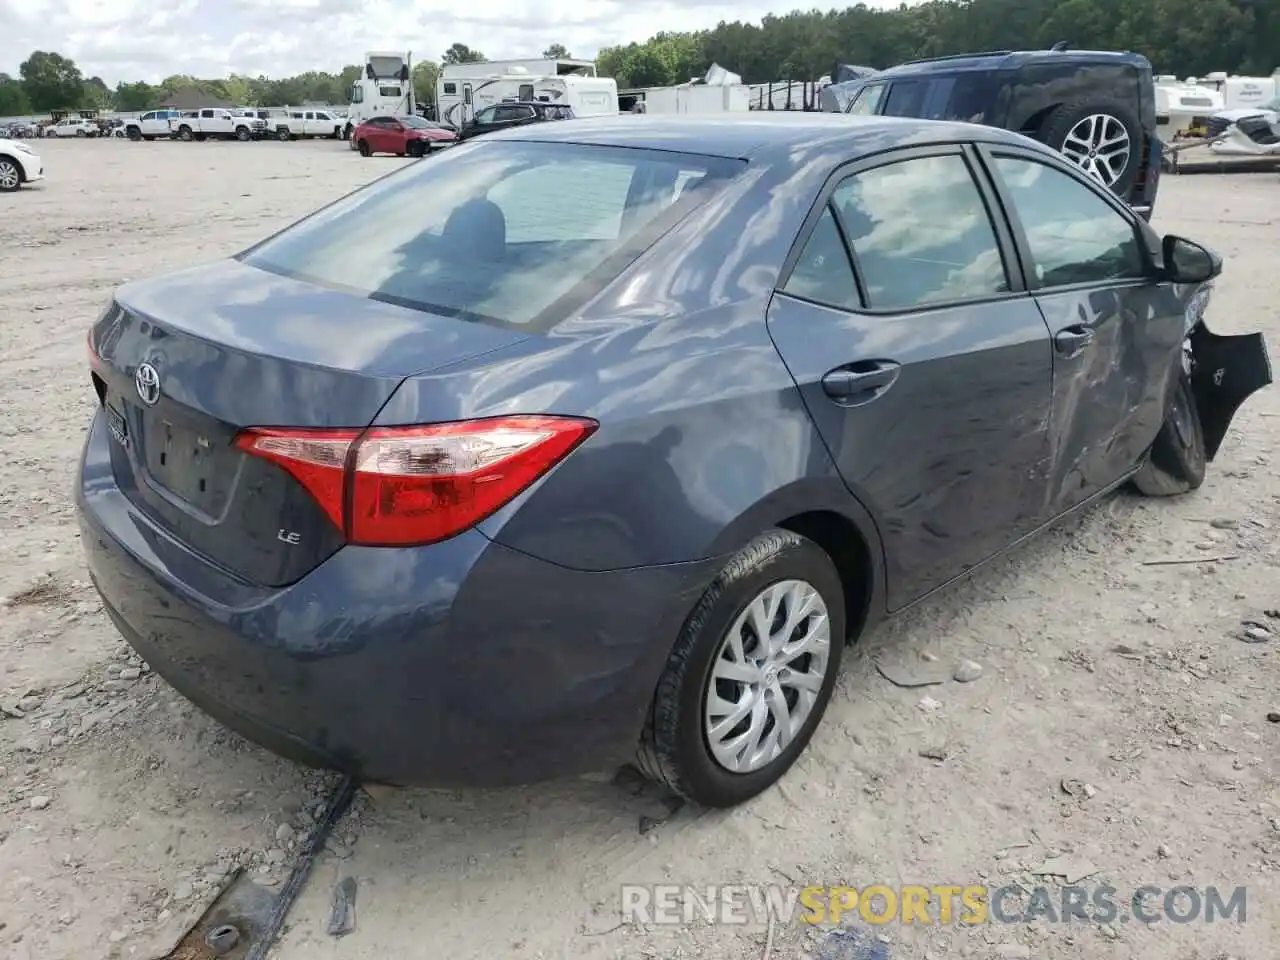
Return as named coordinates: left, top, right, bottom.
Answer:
left=77, top=115, right=1271, bottom=808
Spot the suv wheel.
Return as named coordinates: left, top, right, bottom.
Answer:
left=637, top=529, right=845, bottom=807
left=1038, top=98, right=1142, bottom=196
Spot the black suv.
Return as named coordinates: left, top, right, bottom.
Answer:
left=832, top=48, right=1162, bottom=218
left=456, top=101, right=576, bottom=141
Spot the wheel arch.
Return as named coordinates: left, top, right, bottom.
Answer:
left=702, top=477, right=887, bottom=640
left=0, top=152, right=26, bottom=185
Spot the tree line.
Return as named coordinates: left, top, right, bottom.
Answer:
left=2, top=0, right=1276, bottom=116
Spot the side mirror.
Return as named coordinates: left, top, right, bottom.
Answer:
left=1162, top=235, right=1222, bottom=284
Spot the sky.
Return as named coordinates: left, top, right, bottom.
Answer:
left=0, top=0, right=900, bottom=86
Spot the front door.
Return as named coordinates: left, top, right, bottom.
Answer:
left=461, top=83, right=475, bottom=124
left=767, top=146, right=1055, bottom=611
left=978, top=148, right=1186, bottom=515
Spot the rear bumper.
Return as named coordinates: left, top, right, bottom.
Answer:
left=76, top=412, right=716, bottom=785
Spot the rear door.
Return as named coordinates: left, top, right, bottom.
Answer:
left=767, top=145, right=1055, bottom=611
left=976, top=145, right=1185, bottom=514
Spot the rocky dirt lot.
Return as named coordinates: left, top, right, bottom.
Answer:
left=0, top=138, right=1278, bottom=960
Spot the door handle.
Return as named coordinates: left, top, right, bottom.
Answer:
left=1054, top=325, right=1096, bottom=358
left=821, top=361, right=901, bottom=404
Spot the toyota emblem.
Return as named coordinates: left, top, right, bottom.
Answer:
left=134, top=362, right=161, bottom=406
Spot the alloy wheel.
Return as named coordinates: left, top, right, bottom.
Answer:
left=0, top=160, right=19, bottom=190
left=1060, top=113, right=1131, bottom=187
left=703, top=579, right=831, bottom=774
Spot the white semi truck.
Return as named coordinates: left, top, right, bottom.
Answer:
left=344, top=51, right=416, bottom=140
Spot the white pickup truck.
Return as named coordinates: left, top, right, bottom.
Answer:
left=124, top=110, right=182, bottom=141
left=269, top=109, right=346, bottom=140
left=169, top=109, right=265, bottom=142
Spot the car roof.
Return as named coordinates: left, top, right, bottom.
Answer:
left=483, top=113, right=1044, bottom=159
left=874, top=48, right=1151, bottom=77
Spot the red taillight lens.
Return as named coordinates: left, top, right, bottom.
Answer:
left=235, top=416, right=596, bottom=547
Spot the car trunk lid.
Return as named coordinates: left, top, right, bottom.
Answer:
left=88, top=258, right=528, bottom=587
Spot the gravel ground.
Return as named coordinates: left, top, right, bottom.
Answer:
left=1, top=138, right=1278, bottom=960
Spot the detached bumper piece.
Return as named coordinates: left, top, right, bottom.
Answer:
left=1190, top=322, right=1273, bottom=460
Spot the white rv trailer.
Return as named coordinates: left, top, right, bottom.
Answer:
left=440, top=57, right=597, bottom=81
left=619, top=83, right=750, bottom=114
left=1152, top=75, right=1223, bottom=140
left=437, top=72, right=617, bottom=129
left=344, top=50, right=416, bottom=138
left=1195, top=72, right=1279, bottom=109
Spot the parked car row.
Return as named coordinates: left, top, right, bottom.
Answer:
left=125, top=108, right=349, bottom=142
left=346, top=103, right=576, bottom=159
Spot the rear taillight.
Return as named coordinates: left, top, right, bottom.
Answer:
left=234, top=415, right=596, bottom=547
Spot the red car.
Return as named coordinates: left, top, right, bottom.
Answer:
left=352, top=116, right=456, bottom=157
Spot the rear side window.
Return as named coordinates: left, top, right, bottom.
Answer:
left=832, top=154, right=1010, bottom=310
left=991, top=155, right=1146, bottom=286
left=241, top=141, right=742, bottom=331
left=881, top=81, right=929, bottom=117
left=936, top=74, right=996, bottom=123
left=782, top=207, right=860, bottom=310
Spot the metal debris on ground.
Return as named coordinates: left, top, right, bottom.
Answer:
left=204, top=924, right=239, bottom=955
left=158, top=776, right=358, bottom=960
left=326, top=877, right=358, bottom=937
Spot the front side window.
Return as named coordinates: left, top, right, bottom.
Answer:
left=351, top=85, right=364, bottom=104
left=241, top=141, right=741, bottom=331
left=141, top=112, right=154, bottom=121
left=833, top=154, right=1010, bottom=310
left=475, top=107, right=497, bottom=123
left=991, top=155, right=1146, bottom=287
left=846, top=83, right=886, bottom=116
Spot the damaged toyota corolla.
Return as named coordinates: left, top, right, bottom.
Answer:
left=76, top=115, right=1272, bottom=809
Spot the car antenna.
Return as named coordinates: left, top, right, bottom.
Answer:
left=1050, top=40, right=1070, bottom=51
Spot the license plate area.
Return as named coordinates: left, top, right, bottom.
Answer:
left=134, top=409, right=235, bottom=515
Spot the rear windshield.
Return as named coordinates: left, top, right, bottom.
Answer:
left=241, top=140, right=740, bottom=331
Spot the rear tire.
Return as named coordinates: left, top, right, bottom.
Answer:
left=1133, top=373, right=1207, bottom=496
left=1037, top=98, right=1143, bottom=198
left=357, top=139, right=371, bottom=157
left=636, top=529, right=845, bottom=808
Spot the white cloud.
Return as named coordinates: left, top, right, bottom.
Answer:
left=0, top=0, right=899, bottom=85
